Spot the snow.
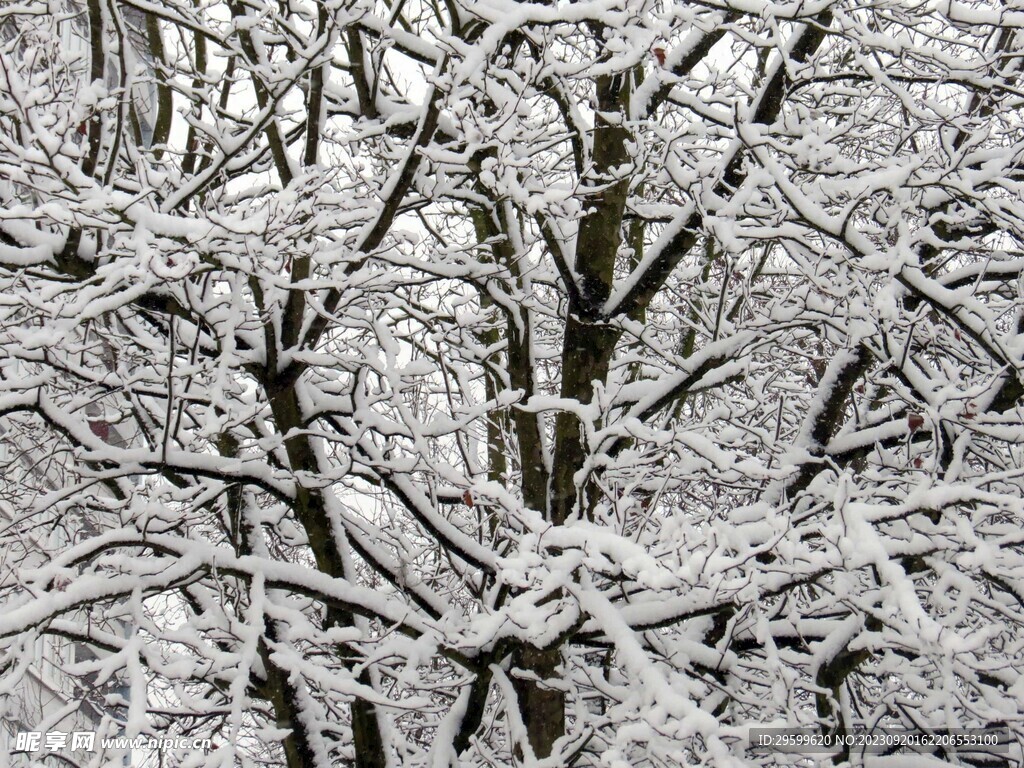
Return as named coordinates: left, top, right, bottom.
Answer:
left=2, top=2, right=1024, bottom=766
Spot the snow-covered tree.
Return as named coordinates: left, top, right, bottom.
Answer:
left=1, top=0, right=1024, bottom=766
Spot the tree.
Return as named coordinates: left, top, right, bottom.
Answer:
left=2, top=0, right=1024, bottom=766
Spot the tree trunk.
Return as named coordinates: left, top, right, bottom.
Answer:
left=512, top=645, right=565, bottom=759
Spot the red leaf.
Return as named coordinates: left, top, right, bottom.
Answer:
left=653, top=47, right=666, bottom=67
left=907, top=413, right=924, bottom=432
left=462, top=490, right=473, bottom=507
